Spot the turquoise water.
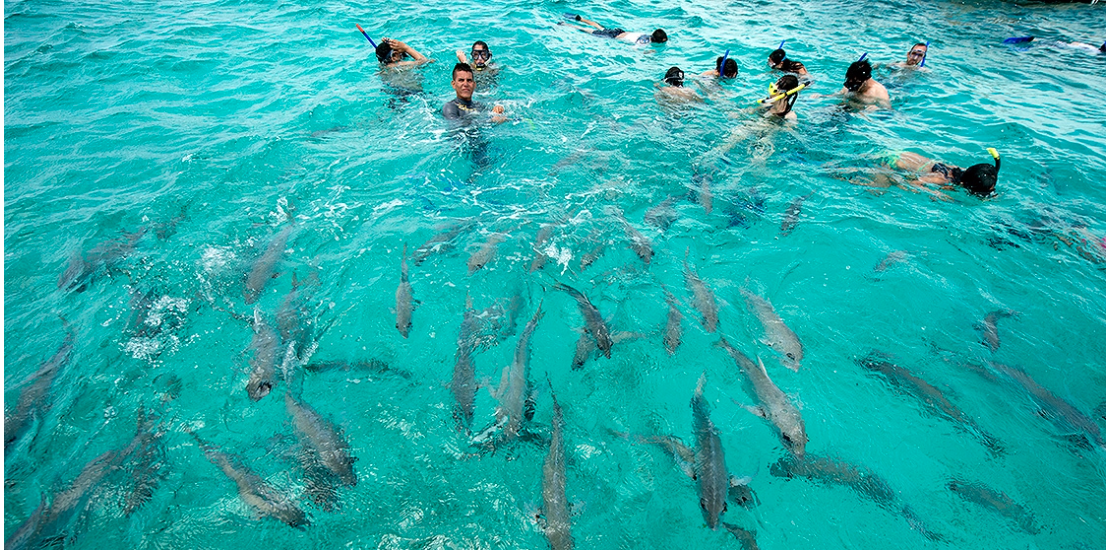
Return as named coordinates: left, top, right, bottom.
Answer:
left=6, top=0, right=1106, bottom=547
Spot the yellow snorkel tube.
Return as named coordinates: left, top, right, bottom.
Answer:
left=756, top=82, right=807, bottom=105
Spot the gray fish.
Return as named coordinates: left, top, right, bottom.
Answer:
left=741, top=288, right=802, bottom=371
left=246, top=308, right=280, bottom=401
left=244, top=223, right=294, bottom=304
left=692, top=373, right=728, bottom=530
left=5, top=326, right=75, bottom=455
left=395, top=244, right=415, bottom=338
left=860, top=354, right=1002, bottom=455
left=722, top=523, right=759, bottom=550
left=191, top=432, right=309, bottom=528
left=977, top=310, right=1016, bottom=352
left=612, top=209, right=653, bottom=266
left=663, top=290, right=684, bottom=355
left=554, top=283, right=612, bottom=358
left=285, top=393, right=357, bottom=486
left=29, top=449, right=121, bottom=547
left=4, top=498, right=47, bottom=550
left=413, top=219, right=475, bottom=265
left=579, top=229, right=606, bottom=270
left=541, top=386, right=574, bottom=550
left=530, top=223, right=557, bottom=273
left=948, top=479, right=1039, bottom=534
left=644, top=196, right=678, bottom=232
left=304, top=359, right=409, bottom=379
left=57, top=228, right=146, bottom=293
left=683, top=253, right=719, bottom=333
left=873, top=250, right=907, bottom=273
left=988, top=361, right=1106, bottom=449
left=467, top=232, right=507, bottom=275
left=482, top=303, right=544, bottom=448
left=636, top=433, right=697, bottom=481
left=717, top=338, right=807, bottom=457
left=780, top=192, right=812, bottom=236
left=277, top=273, right=318, bottom=363
left=452, top=294, right=480, bottom=430
left=570, top=331, right=642, bottom=370
left=300, top=447, right=341, bottom=512
left=692, top=173, right=713, bottom=214
left=119, top=410, right=168, bottom=516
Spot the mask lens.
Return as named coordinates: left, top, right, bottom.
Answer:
left=473, top=50, right=491, bottom=60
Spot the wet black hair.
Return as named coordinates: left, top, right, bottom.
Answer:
left=1100, top=41, right=1105, bottom=53
left=664, top=66, right=684, bottom=86
left=472, top=40, right=489, bottom=51
left=845, top=59, right=872, bottom=90
left=769, top=48, right=786, bottom=64
left=651, top=29, right=668, bottom=43
left=452, top=62, right=474, bottom=80
left=716, top=56, right=738, bottom=78
left=376, top=42, right=394, bottom=64
left=913, top=42, right=927, bottom=50
left=775, top=74, right=801, bottom=115
left=958, top=156, right=1000, bottom=197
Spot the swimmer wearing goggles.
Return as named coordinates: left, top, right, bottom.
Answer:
left=457, top=41, right=495, bottom=71
left=758, top=75, right=804, bottom=119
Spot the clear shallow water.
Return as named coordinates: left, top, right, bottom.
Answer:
left=5, top=0, right=1106, bottom=547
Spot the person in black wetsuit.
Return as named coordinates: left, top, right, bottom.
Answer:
left=442, top=63, right=505, bottom=122
left=560, top=13, right=667, bottom=46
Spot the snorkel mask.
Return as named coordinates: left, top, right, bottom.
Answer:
left=471, top=48, right=492, bottom=69
left=758, top=75, right=804, bottom=114
left=959, top=148, right=1001, bottom=197
left=844, top=53, right=870, bottom=92
left=664, top=67, right=686, bottom=87
left=907, top=42, right=928, bottom=66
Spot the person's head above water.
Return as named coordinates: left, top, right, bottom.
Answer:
left=716, top=56, right=738, bottom=78
left=664, top=66, right=685, bottom=87
left=957, top=148, right=1000, bottom=197
left=768, top=48, right=787, bottom=67
left=470, top=41, right=492, bottom=69
left=771, top=74, right=802, bottom=115
left=452, top=63, right=476, bottom=100
left=651, top=29, right=668, bottom=44
left=376, top=41, right=404, bottom=64
left=906, top=42, right=928, bottom=66
left=844, top=58, right=873, bottom=91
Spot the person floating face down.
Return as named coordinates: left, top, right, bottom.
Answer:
left=763, top=74, right=803, bottom=120
left=375, top=38, right=429, bottom=68
left=561, top=13, right=667, bottom=46
left=442, top=63, right=505, bottom=122
left=456, top=41, right=495, bottom=72
left=888, top=149, right=1001, bottom=198
left=840, top=58, right=890, bottom=105
left=768, top=48, right=808, bottom=77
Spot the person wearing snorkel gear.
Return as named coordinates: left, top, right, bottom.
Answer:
left=768, top=46, right=808, bottom=77
left=443, top=63, right=506, bottom=123
left=760, top=75, right=803, bottom=121
left=701, top=55, right=738, bottom=78
left=560, top=13, right=667, bottom=47
left=375, top=37, right=429, bottom=68
left=655, top=66, right=703, bottom=104
left=456, top=41, right=497, bottom=73
left=840, top=57, right=890, bottom=106
left=891, top=43, right=928, bottom=68
left=871, top=149, right=1000, bottom=199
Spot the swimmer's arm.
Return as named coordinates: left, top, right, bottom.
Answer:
left=905, top=178, right=953, bottom=201
left=490, top=104, right=506, bottom=124
left=575, top=16, right=603, bottom=29
left=456, top=49, right=469, bottom=64
left=443, top=102, right=462, bottom=120
left=388, top=39, right=429, bottom=65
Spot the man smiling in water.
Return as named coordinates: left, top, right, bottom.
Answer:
left=442, top=63, right=505, bottom=123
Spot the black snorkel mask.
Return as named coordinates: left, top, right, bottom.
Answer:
left=664, top=67, right=686, bottom=87
left=471, top=48, right=492, bottom=70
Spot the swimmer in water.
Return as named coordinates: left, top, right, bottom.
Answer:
left=442, top=63, right=505, bottom=123
left=840, top=57, right=890, bottom=106
left=375, top=37, right=429, bottom=68
left=701, top=55, right=738, bottom=78
left=655, top=66, right=703, bottom=104
left=559, top=13, right=667, bottom=46
left=768, top=47, right=809, bottom=77
left=761, top=74, right=803, bottom=121
left=456, top=41, right=498, bottom=74
left=891, top=42, right=928, bottom=68
left=858, top=149, right=1000, bottom=199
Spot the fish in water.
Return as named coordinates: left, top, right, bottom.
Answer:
left=395, top=244, right=416, bottom=338
left=722, top=523, right=760, bottom=550
left=413, top=219, right=476, bottom=265
left=277, top=272, right=319, bottom=363
left=723, top=187, right=767, bottom=229
left=947, top=478, right=1039, bottom=534
left=244, top=223, right=294, bottom=304
left=780, top=192, right=813, bottom=236
left=987, top=361, right=1106, bottom=450
left=190, top=432, right=309, bottom=528
left=530, top=223, right=557, bottom=273
left=644, top=195, right=678, bottom=232
left=860, top=353, right=1002, bottom=455
left=691, top=373, right=729, bottom=530
left=571, top=331, right=642, bottom=370
left=872, top=250, right=908, bottom=273
left=663, top=289, right=683, bottom=355
left=741, top=288, right=803, bottom=371
left=468, top=232, right=507, bottom=274
left=578, top=229, right=606, bottom=270
left=554, top=283, right=612, bottom=358
left=246, top=307, right=280, bottom=401
left=691, top=173, right=713, bottom=214
left=285, top=392, right=358, bottom=486
left=303, top=359, right=410, bottom=379
left=301, top=447, right=341, bottom=512
left=58, top=228, right=146, bottom=293
left=118, top=409, right=168, bottom=517
left=976, top=310, right=1016, bottom=352
left=541, top=385, right=574, bottom=550
left=683, top=252, right=719, bottom=333
left=5, top=324, right=75, bottom=456
left=478, top=302, right=544, bottom=450
left=611, top=208, right=653, bottom=267
left=717, top=338, right=808, bottom=457
left=452, top=294, right=481, bottom=430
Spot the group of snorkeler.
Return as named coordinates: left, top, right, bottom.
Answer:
left=364, top=16, right=1105, bottom=200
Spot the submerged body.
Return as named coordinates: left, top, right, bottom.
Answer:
left=5, top=327, right=75, bottom=455
left=741, top=288, right=803, bottom=371
left=245, top=224, right=294, bottom=304
left=192, top=433, right=309, bottom=528
left=717, top=338, right=807, bottom=456
left=988, top=361, right=1106, bottom=449
left=285, top=393, right=357, bottom=486
left=948, top=479, right=1039, bottom=534
left=485, top=303, right=544, bottom=447
left=554, top=283, right=612, bottom=357
left=692, top=373, right=729, bottom=530
left=683, top=256, right=719, bottom=332
left=542, top=390, right=574, bottom=550
left=396, top=245, right=415, bottom=338
left=246, top=309, right=280, bottom=401
left=452, top=296, right=481, bottom=429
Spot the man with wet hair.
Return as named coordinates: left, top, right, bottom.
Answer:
left=840, top=58, right=890, bottom=105
left=442, top=63, right=505, bottom=123
left=560, top=13, right=667, bottom=46
left=374, top=37, right=429, bottom=68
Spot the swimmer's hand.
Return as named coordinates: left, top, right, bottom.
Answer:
left=456, top=49, right=468, bottom=63
left=492, top=104, right=506, bottom=124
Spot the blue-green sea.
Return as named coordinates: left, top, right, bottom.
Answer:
left=6, top=0, right=1106, bottom=547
